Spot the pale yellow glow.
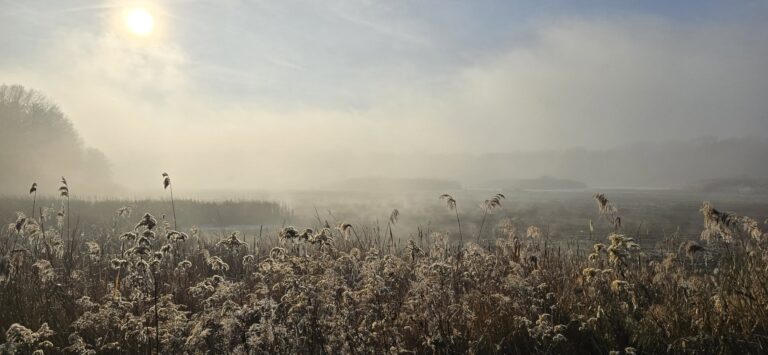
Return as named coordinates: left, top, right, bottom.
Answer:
left=125, top=8, right=154, bottom=36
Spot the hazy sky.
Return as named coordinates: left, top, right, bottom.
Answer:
left=1, top=0, right=767, bottom=190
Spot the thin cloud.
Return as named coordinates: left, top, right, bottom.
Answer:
left=329, top=8, right=430, bottom=46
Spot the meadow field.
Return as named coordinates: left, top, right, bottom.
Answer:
left=1, top=184, right=767, bottom=354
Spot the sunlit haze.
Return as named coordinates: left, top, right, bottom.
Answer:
left=1, top=0, right=767, bottom=194
left=125, top=8, right=154, bottom=36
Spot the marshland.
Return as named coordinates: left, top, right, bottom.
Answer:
left=2, top=181, right=768, bottom=354
left=2, top=1, right=768, bottom=354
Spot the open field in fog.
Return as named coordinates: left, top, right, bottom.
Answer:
left=4, top=0, right=768, bottom=353
left=4, top=188, right=765, bottom=246
left=2, top=185, right=768, bottom=353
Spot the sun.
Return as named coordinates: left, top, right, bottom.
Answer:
left=125, top=8, right=154, bottom=36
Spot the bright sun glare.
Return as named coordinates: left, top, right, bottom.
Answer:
left=125, top=8, right=154, bottom=36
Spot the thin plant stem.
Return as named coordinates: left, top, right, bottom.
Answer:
left=31, top=191, right=36, bottom=219
left=170, top=185, right=178, bottom=231
left=477, top=208, right=488, bottom=243
left=455, top=206, right=463, bottom=246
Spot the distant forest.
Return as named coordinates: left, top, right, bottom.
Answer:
left=0, top=84, right=112, bottom=194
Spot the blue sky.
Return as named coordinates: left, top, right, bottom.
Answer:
left=1, top=0, right=767, bottom=188
left=3, top=0, right=760, bottom=106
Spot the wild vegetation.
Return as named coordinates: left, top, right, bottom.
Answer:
left=0, top=196, right=290, bottom=232
left=1, top=176, right=767, bottom=354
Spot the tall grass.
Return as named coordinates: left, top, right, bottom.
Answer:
left=477, top=193, right=504, bottom=242
left=29, top=183, right=37, bottom=219
left=439, top=193, right=463, bottom=246
left=1, top=185, right=767, bottom=354
left=59, top=177, right=69, bottom=239
left=163, top=172, right=178, bottom=231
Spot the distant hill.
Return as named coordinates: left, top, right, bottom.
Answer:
left=690, top=177, right=768, bottom=194
left=471, top=137, right=768, bottom=189
left=309, top=137, right=768, bottom=191
left=331, top=177, right=462, bottom=191
left=488, top=176, right=588, bottom=190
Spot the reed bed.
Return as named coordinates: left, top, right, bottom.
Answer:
left=0, top=189, right=766, bottom=354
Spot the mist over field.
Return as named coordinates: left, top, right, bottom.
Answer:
left=2, top=1, right=768, bottom=194
left=2, top=84, right=767, bottom=195
left=2, top=1, right=768, bottom=354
